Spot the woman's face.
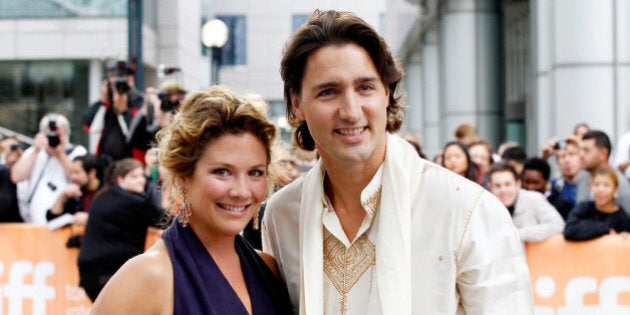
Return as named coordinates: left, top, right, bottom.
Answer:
left=118, top=166, right=146, bottom=194
left=591, top=174, right=618, bottom=212
left=469, top=144, right=491, bottom=173
left=443, top=145, right=469, bottom=176
left=184, top=132, right=268, bottom=239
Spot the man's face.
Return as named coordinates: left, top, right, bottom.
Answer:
left=291, top=43, right=389, bottom=167
left=580, top=138, right=605, bottom=172
left=0, top=138, right=23, bottom=167
left=556, top=143, right=582, bottom=178
left=521, top=169, right=547, bottom=194
left=489, top=170, right=520, bottom=207
left=68, top=160, right=89, bottom=188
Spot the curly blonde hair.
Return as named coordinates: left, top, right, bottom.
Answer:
left=156, top=86, right=277, bottom=205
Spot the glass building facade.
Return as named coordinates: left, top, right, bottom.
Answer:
left=0, top=61, right=90, bottom=146
left=0, top=0, right=159, bottom=146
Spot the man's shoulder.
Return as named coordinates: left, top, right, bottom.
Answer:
left=518, top=188, right=544, bottom=200
left=267, top=176, right=304, bottom=213
left=419, top=162, right=484, bottom=196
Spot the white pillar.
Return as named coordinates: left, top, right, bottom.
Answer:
left=533, top=0, right=629, bottom=144
left=439, top=0, right=503, bottom=147
left=422, top=28, right=442, bottom=158
left=403, top=47, right=424, bottom=143
left=88, top=60, right=103, bottom=106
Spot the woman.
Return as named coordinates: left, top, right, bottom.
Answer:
left=564, top=166, right=630, bottom=241
left=90, top=86, right=292, bottom=314
left=78, top=158, right=164, bottom=301
left=469, top=140, right=494, bottom=188
left=442, top=141, right=481, bottom=184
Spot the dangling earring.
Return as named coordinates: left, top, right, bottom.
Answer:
left=253, top=207, right=260, bottom=230
left=177, top=186, right=191, bottom=227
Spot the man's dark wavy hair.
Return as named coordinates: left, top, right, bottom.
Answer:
left=280, top=9, right=405, bottom=151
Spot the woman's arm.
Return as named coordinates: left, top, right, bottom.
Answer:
left=90, top=241, right=173, bottom=315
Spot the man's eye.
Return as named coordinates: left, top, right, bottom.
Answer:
left=359, top=84, right=374, bottom=91
left=318, top=89, right=334, bottom=97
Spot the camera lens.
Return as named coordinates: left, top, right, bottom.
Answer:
left=47, top=133, right=60, bottom=148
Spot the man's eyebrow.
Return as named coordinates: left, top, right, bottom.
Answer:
left=310, top=76, right=380, bottom=93
left=310, top=81, right=339, bottom=93
left=354, top=76, right=380, bottom=84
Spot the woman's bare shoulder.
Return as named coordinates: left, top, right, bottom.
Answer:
left=256, top=250, right=280, bottom=277
left=90, top=240, right=173, bottom=315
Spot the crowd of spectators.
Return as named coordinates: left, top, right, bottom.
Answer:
left=1, top=61, right=629, bottom=303
left=421, top=122, right=630, bottom=244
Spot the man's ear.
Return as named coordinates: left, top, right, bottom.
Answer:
left=601, top=147, right=610, bottom=161
left=290, top=90, right=305, bottom=121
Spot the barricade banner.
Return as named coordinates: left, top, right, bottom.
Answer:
left=0, top=224, right=162, bottom=315
left=526, top=234, right=630, bottom=315
left=0, top=224, right=90, bottom=315
left=1, top=225, right=628, bottom=314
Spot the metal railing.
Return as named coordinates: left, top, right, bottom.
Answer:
left=0, top=125, right=34, bottom=146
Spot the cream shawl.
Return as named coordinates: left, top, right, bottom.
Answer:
left=299, top=134, right=416, bottom=314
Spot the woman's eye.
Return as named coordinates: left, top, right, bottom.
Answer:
left=213, top=168, right=229, bottom=176
left=249, top=169, right=265, bottom=177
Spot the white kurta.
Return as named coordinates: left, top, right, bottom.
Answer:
left=322, top=166, right=383, bottom=315
left=262, top=134, right=534, bottom=314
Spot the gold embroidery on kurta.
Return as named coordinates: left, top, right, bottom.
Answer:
left=364, top=186, right=382, bottom=218
left=324, top=234, right=376, bottom=315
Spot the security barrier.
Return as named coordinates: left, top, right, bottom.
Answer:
left=0, top=225, right=628, bottom=314
left=526, top=234, right=630, bottom=315
left=0, top=224, right=161, bottom=315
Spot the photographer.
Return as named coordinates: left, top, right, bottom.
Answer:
left=11, top=113, right=87, bottom=224
left=0, top=135, right=24, bottom=222
left=82, top=61, right=143, bottom=161
left=127, top=80, right=186, bottom=161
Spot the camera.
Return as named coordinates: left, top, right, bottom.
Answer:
left=158, top=91, right=180, bottom=113
left=47, top=119, right=60, bottom=148
left=106, top=61, right=132, bottom=99
left=113, top=78, right=131, bottom=94
left=553, top=140, right=567, bottom=150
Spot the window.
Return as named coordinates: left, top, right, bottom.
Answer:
left=0, top=61, right=89, bottom=146
left=0, top=0, right=127, bottom=18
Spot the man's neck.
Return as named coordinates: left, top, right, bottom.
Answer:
left=588, top=161, right=610, bottom=176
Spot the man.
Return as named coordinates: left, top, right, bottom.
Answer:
left=542, top=137, right=590, bottom=208
left=0, top=135, right=24, bottom=222
left=454, top=123, right=479, bottom=147
left=0, top=135, right=24, bottom=168
left=488, top=162, right=565, bottom=243
left=11, top=113, right=87, bottom=224
left=82, top=61, right=142, bottom=161
left=262, top=10, right=533, bottom=314
left=579, top=130, right=630, bottom=214
left=127, top=80, right=186, bottom=163
left=501, top=145, right=527, bottom=176
left=46, top=154, right=107, bottom=227
left=521, top=157, right=573, bottom=220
